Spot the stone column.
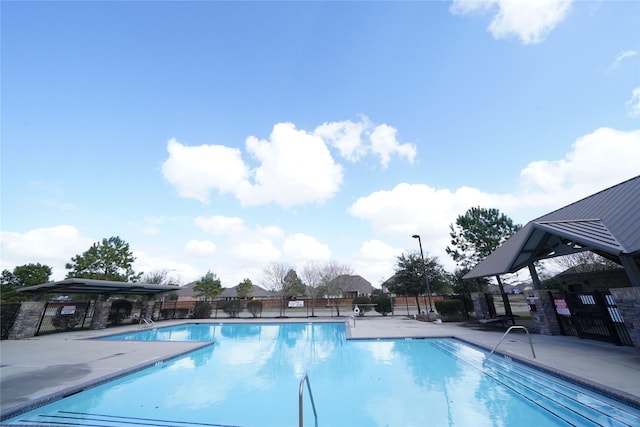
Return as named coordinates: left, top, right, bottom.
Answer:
left=8, top=301, right=46, bottom=339
left=90, top=300, right=112, bottom=330
left=140, top=298, right=156, bottom=321
left=526, top=290, right=562, bottom=335
left=609, top=287, right=640, bottom=351
left=471, top=292, right=491, bottom=320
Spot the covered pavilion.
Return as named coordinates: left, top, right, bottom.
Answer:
left=462, top=175, right=640, bottom=348
left=8, top=278, right=177, bottom=339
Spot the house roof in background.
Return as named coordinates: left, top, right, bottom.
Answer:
left=464, top=175, right=640, bottom=279
left=175, top=282, right=272, bottom=298
left=327, top=275, right=374, bottom=294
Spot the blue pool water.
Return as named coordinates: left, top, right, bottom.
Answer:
left=3, top=322, right=640, bottom=427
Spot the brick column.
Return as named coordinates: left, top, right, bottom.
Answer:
left=8, top=301, right=46, bottom=339
left=471, top=292, right=491, bottom=320
left=526, top=290, right=561, bottom=335
left=90, top=300, right=112, bottom=330
left=609, top=287, right=640, bottom=351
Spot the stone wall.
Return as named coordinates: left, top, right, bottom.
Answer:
left=526, top=290, right=562, bottom=335
left=8, top=301, right=46, bottom=339
left=471, top=292, right=491, bottom=320
left=609, top=287, right=640, bottom=351
left=89, top=300, right=112, bottom=330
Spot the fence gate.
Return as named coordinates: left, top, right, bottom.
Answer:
left=563, top=291, right=633, bottom=346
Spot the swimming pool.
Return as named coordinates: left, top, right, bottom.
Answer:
left=3, top=322, right=639, bottom=426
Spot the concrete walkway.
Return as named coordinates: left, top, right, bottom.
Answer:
left=1, top=317, right=639, bottom=419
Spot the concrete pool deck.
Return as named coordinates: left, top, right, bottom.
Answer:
left=1, top=317, right=640, bottom=419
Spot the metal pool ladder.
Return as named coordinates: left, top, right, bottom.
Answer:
left=299, top=373, right=318, bottom=427
left=138, top=318, right=155, bottom=329
left=484, top=325, right=536, bottom=365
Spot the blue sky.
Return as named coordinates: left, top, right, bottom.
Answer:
left=2, top=0, right=639, bottom=288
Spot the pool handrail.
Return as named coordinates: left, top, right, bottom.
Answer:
left=138, top=317, right=155, bottom=329
left=484, top=325, right=536, bottom=365
left=299, top=373, right=318, bottom=427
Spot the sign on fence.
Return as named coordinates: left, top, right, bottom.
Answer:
left=288, top=300, right=304, bottom=308
left=554, top=299, right=570, bottom=316
left=61, top=305, right=76, bottom=315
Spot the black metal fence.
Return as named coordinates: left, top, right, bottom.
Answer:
left=1, top=303, right=22, bottom=339
left=551, top=291, right=633, bottom=346
left=36, top=301, right=94, bottom=335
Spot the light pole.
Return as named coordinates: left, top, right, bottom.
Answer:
left=412, top=234, right=433, bottom=319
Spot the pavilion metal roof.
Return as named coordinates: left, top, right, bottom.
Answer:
left=464, top=175, right=640, bottom=279
left=17, top=278, right=178, bottom=296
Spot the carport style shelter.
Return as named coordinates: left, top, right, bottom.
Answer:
left=17, top=278, right=178, bottom=298
left=464, top=175, right=640, bottom=288
left=8, top=279, right=177, bottom=339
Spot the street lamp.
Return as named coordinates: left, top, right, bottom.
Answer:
left=412, top=234, right=434, bottom=318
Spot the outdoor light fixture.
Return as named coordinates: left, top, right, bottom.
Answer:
left=412, top=234, right=434, bottom=318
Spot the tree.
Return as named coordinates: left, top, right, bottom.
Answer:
left=1, top=263, right=53, bottom=302
left=300, top=262, right=323, bottom=316
left=142, top=269, right=180, bottom=286
left=262, top=262, right=292, bottom=317
left=65, top=236, right=142, bottom=282
left=284, top=269, right=306, bottom=298
left=446, top=207, right=521, bottom=270
left=193, top=271, right=223, bottom=300
left=13, top=263, right=53, bottom=286
left=320, top=261, right=353, bottom=316
left=446, top=207, right=521, bottom=322
left=553, top=251, right=619, bottom=273
left=387, top=252, right=449, bottom=314
left=236, top=278, right=254, bottom=299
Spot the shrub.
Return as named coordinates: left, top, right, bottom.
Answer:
left=160, top=307, right=190, bottom=320
left=193, top=302, right=212, bottom=319
left=51, top=305, right=85, bottom=331
left=434, top=299, right=465, bottom=321
left=222, top=300, right=243, bottom=318
left=352, top=296, right=372, bottom=317
left=247, top=300, right=263, bottom=318
left=108, top=299, right=133, bottom=325
left=372, top=295, right=393, bottom=316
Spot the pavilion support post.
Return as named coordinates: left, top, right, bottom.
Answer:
left=8, top=301, right=46, bottom=339
left=471, top=292, right=492, bottom=321
left=140, top=296, right=156, bottom=321
left=496, top=275, right=515, bottom=325
left=619, top=255, right=640, bottom=287
left=528, top=263, right=542, bottom=290
left=90, top=295, right=112, bottom=330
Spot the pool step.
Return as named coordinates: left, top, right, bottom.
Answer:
left=10, top=410, right=247, bottom=427
left=430, top=339, right=640, bottom=427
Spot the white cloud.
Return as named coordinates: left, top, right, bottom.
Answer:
left=283, top=233, right=332, bottom=266
left=350, top=127, right=639, bottom=272
left=161, top=138, right=249, bottom=204
left=233, top=240, right=281, bottom=265
left=369, top=124, right=416, bottom=168
left=353, top=240, right=404, bottom=287
left=195, top=215, right=246, bottom=236
left=611, top=50, right=638, bottom=70
left=185, top=240, right=217, bottom=256
left=0, top=225, right=93, bottom=280
left=314, top=117, right=416, bottom=168
left=626, top=87, right=640, bottom=118
left=162, top=119, right=416, bottom=207
left=519, top=127, right=640, bottom=205
left=314, top=119, right=368, bottom=162
left=241, top=123, right=343, bottom=206
left=451, top=0, right=572, bottom=44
